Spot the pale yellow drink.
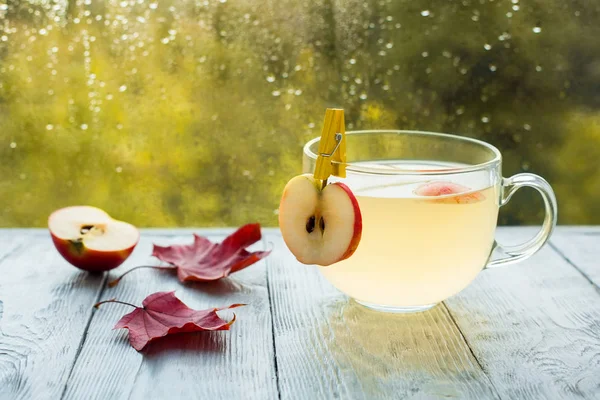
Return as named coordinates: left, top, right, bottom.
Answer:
left=320, top=163, right=499, bottom=308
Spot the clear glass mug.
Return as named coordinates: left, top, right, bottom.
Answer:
left=303, top=130, right=557, bottom=313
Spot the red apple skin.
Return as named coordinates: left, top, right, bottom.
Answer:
left=50, top=233, right=138, bottom=272
left=333, top=182, right=363, bottom=262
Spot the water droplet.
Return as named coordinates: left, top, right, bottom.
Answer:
left=161, top=38, right=169, bottom=44
left=294, top=89, right=302, bottom=96
left=266, top=75, right=275, bottom=83
left=456, top=107, right=465, bottom=115
left=511, top=0, right=519, bottom=3
left=355, top=78, right=363, bottom=84
left=219, top=0, right=227, bottom=3
left=308, top=122, right=315, bottom=129
left=46, top=124, right=54, bottom=130
left=506, top=12, right=513, bottom=18
left=481, top=116, right=490, bottom=123
left=349, top=58, right=356, bottom=65
left=535, top=65, right=543, bottom=72
left=489, top=64, right=497, bottom=72
left=421, top=51, right=429, bottom=57
left=116, top=166, right=123, bottom=173
left=81, top=124, right=88, bottom=130
left=532, top=26, right=542, bottom=34
left=106, top=94, right=113, bottom=100
left=524, top=124, right=532, bottom=131
left=359, top=93, right=368, bottom=100
left=421, top=10, right=430, bottom=17
left=386, top=43, right=393, bottom=49
left=471, top=15, right=479, bottom=22
left=168, top=29, right=177, bottom=36
left=136, top=16, right=146, bottom=23
left=149, top=2, right=158, bottom=9
left=117, top=124, right=123, bottom=130
left=39, top=28, right=47, bottom=35
left=512, top=5, right=519, bottom=11
left=271, top=90, right=281, bottom=97
left=484, top=44, right=492, bottom=50
left=378, top=51, right=386, bottom=56
left=119, top=85, right=127, bottom=92
left=10, top=142, right=17, bottom=149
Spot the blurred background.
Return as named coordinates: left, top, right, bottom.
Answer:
left=1, top=0, right=599, bottom=227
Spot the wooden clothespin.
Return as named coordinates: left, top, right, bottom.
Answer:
left=314, top=108, right=346, bottom=186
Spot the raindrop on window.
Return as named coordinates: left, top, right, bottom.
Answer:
left=481, top=116, right=490, bottom=123
left=535, top=65, right=543, bottom=72
left=532, top=26, right=542, bottom=34
left=81, top=124, right=88, bottom=130
left=10, top=142, right=17, bottom=149
left=119, top=85, right=127, bottom=92
left=421, top=10, right=430, bottom=17
left=271, top=90, right=281, bottom=97
left=266, top=75, right=275, bottom=83
left=422, top=51, right=429, bottom=57
left=524, top=124, right=532, bottom=131
left=489, top=64, right=497, bottom=72
left=484, top=44, right=492, bottom=50
left=46, top=124, right=54, bottom=131
left=359, top=93, right=368, bottom=100
left=512, top=5, right=519, bottom=11
left=116, top=166, right=123, bottom=173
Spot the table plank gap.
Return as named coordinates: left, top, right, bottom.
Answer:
left=263, top=234, right=283, bottom=400
left=63, top=231, right=278, bottom=400
left=550, top=231, right=600, bottom=291
left=441, top=302, right=503, bottom=396
left=59, top=272, right=108, bottom=400
left=267, top=233, right=498, bottom=400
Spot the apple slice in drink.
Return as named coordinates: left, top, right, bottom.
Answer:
left=48, top=206, right=139, bottom=272
left=414, top=181, right=485, bottom=204
left=278, top=174, right=362, bottom=266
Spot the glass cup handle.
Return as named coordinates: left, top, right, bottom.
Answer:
left=486, top=173, right=558, bottom=268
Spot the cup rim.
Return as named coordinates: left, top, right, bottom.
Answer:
left=303, top=129, right=502, bottom=175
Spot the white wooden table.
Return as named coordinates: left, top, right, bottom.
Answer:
left=0, top=227, right=598, bottom=399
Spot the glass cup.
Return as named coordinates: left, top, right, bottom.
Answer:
left=303, top=130, right=557, bottom=313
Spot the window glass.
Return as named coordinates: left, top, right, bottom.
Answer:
left=1, top=0, right=598, bottom=226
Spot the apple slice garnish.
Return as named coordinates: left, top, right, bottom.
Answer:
left=414, top=181, right=485, bottom=204
left=48, top=206, right=139, bottom=272
left=278, top=174, right=362, bottom=266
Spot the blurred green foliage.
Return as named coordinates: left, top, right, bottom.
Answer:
left=1, top=0, right=599, bottom=227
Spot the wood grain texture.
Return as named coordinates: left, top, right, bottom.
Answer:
left=0, top=232, right=105, bottom=400
left=551, top=230, right=600, bottom=289
left=445, top=228, right=600, bottom=399
left=266, top=233, right=499, bottom=400
left=63, top=232, right=277, bottom=400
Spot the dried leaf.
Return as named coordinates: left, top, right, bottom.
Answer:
left=109, top=223, right=270, bottom=286
left=95, top=291, right=244, bottom=351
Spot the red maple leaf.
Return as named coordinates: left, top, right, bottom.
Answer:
left=109, top=223, right=270, bottom=286
left=94, top=291, right=244, bottom=351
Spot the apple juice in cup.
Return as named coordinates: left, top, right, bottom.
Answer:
left=280, top=116, right=557, bottom=313
left=320, top=162, right=498, bottom=310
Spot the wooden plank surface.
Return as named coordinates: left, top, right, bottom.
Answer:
left=551, top=230, right=600, bottom=289
left=63, top=232, right=277, bottom=400
left=0, top=232, right=106, bottom=400
left=266, top=233, right=499, bottom=400
left=445, top=228, right=600, bottom=399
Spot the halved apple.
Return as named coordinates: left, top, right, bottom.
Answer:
left=414, top=181, right=485, bottom=204
left=48, top=206, right=139, bottom=272
left=278, top=174, right=362, bottom=266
